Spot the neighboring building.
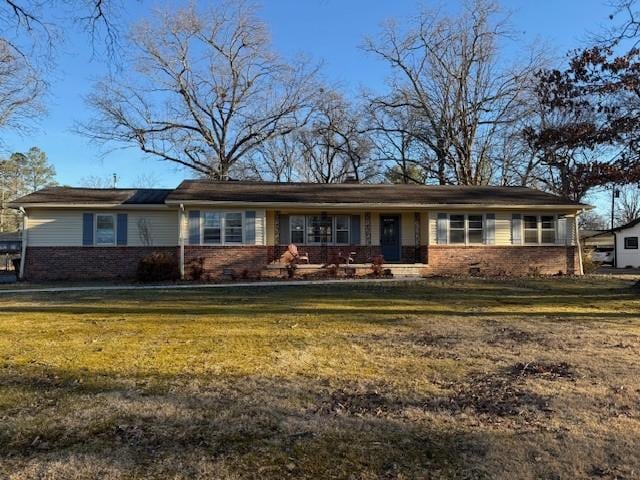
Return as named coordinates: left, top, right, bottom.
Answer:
left=0, top=231, right=21, bottom=254
left=9, top=181, right=589, bottom=281
left=611, top=218, right=640, bottom=268
left=580, top=229, right=615, bottom=250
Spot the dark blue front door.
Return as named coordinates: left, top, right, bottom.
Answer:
left=380, top=215, right=400, bottom=262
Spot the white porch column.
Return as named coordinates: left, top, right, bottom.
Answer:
left=574, top=211, right=584, bottom=276
left=19, top=208, right=27, bottom=280
left=179, top=204, right=185, bottom=279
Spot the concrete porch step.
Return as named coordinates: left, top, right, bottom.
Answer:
left=263, top=263, right=429, bottom=278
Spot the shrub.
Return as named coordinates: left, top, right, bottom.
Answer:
left=581, top=247, right=598, bottom=274
left=188, top=257, right=205, bottom=281
left=136, top=252, right=179, bottom=282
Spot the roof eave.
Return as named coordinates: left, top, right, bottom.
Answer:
left=10, top=203, right=175, bottom=210
left=164, top=199, right=589, bottom=210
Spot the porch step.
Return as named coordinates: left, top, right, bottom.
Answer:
left=262, top=263, right=429, bottom=279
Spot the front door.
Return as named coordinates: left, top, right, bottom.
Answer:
left=380, top=215, right=401, bottom=262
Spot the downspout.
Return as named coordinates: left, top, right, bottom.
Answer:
left=19, top=207, right=27, bottom=280
left=574, top=210, right=584, bottom=276
left=179, top=204, right=185, bottom=280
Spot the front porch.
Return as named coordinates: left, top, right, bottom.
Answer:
left=262, top=262, right=429, bottom=279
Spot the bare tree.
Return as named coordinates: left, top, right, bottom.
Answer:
left=0, top=0, right=125, bottom=58
left=137, top=217, right=153, bottom=246
left=298, top=89, right=378, bottom=183
left=247, top=136, right=301, bottom=182
left=366, top=102, right=425, bottom=184
left=578, top=210, right=608, bottom=230
left=81, top=2, right=319, bottom=180
left=0, top=39, right=43, bottom=133
left=364, top=0, right=542, bottom=186
left=79, top=175, right=114, bottom=188
left=616, top=186, right=640, bottom=225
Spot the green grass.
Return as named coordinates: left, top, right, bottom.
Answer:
left=1, top=277, right=639, bottom=479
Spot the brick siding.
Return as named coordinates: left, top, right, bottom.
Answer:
left=427, top=245, right=579, bottom=276
left=24, top=246, right=178, bottom=281
left=184, top=246, right=270, bottom=280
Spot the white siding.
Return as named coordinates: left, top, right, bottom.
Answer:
left=28, top=209, right=83, bottom=246
left=127, top=211, right=179, bottom=246
left=616, top=223, right=640, bottom=268
left=27, top=208, right=179, bottom=247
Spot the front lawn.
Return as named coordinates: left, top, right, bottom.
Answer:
left=1, top=278, right=639, bottom=479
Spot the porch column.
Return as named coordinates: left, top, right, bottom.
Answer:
left=178, top=204, right=185, bottom=279
left=274, top=210, right=281, bottom=246
left=364, top=212, right=372, bottom=245
left=414, top=212, right=421, bottom=263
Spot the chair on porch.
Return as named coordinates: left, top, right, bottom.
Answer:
left=280, top=244, right=309, bottom=264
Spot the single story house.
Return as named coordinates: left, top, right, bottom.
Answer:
left=611, top=218, right=640, bottom=268
left=9, top=180, right=589, bottom=281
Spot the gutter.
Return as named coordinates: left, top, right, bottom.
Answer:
left=8, top=203, right=175, bottom=210
left=179, top=204, right=185, bottom=280
left=574, top=209, right=585, bottom=275
left=164, top=200, right=590, bottom=211
left=18, top=207, right=27, bottom=280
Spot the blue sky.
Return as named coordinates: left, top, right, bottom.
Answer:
left=1, top=0, right=614, bottom=200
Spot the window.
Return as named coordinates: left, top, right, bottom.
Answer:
left=524, top=215, right=538, bottom=244
left=307, top=215, right=332, bottom=244
left=523, top=215, right=557, bottom=244
left=203, top=212, right=222, bottom=244
left=202, top=211, right=244, bottom=244
left=467, top=215, right=484, bottom=244
left=449, top=215, right=465, bottom=244
left=288, top=215, right=351, bottom=244
left=625, top=236, right=639, bottom=249
left=541, top=216, right=556, bottom=243
left=290, top=216, right=305, bottom=244
left=95, top=214, right=115, bottom=245
left=224, top=212, right=243, bottom=243
left=335, top=215, right=350, bottom=244
left=448, top=214, right=484, bottom=244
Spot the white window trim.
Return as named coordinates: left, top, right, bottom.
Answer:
left=447, top=213, right=486, bottom=246
left=201, top=211, right=245, bottom=245
left=95, top=213, right=117, bottom=246
left=522, top=214, right=557, bottom=246
left=289, top=214, right=351, bottom=245
left=624, top=236, right=639, bottom=249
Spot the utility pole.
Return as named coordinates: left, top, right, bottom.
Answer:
left=610, top=186, right=620, bottom=230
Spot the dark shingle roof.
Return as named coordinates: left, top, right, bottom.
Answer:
left=612, top=217, right=640, bottom=232
left=0, top=231, right=21, bottom=242
left=9, top=187, right=173, bottom=206
left=10, top=181, right=590, bottom=208
left=166, top=180, right=589, bottom=207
